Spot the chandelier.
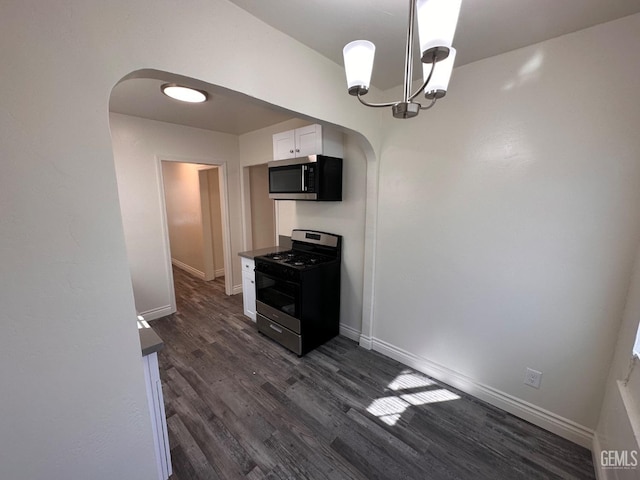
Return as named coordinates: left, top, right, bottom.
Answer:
left=343, top=0, right=461, bottom=119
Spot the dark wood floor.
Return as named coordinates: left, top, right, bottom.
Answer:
left=151, top=267, right=595, bottom=480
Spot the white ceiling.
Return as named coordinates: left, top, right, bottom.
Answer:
left=227, top=0, right=640, bottom=90
left=109, top=76, right=296, bottom=135
left=110, top=1, right=640, bottom=133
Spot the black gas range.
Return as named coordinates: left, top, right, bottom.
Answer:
left=254, top=229, right=342, bottom=356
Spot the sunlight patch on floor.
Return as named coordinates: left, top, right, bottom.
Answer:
left=137, top=315, right=151, bottom=329
left=366, top=370, right=460, bottom=426
left=388, top=372, right=435, bottom=391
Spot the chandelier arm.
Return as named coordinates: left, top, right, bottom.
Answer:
left=420, top=98, right=438, bottom=110
left=356, top=92, right=398, bottom=108
left=408, top=66, right=434, bottom=101
left=408, top=52, right=438, bottom=102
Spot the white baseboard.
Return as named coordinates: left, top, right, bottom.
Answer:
left=359, top=335, right=373, bottom=350
left=339, top=324, right=361, bottom=342
left=371, top=337, right=594, bottom=449
left=592, top=432, right=607, bottom=480
left=172, top=259, right=205, bottom=279
left=232, top=284, right=243, bottom=295
left=215, top=268, right=225, bottom=277
left=137, top=305, right=175, bottom=321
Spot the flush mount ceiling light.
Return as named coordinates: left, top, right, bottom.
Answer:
left=161, top=83, right=208, bottom=103
left=343, top=0, right=461, bottom=119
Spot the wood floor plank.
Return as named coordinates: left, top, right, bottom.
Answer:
left=167, top=414, right=220, bottom=480
left=172, top=394, right=255, bottom=480
left=168, top=444, right=196, bottom=480
left=245, top=465, right=266, bottom=480
left=151, top=267, right=595, bottom=480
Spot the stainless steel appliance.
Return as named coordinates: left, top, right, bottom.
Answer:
left=254, top=229, right=342, bottom=356
left=268, top=155, right=342, bottom=201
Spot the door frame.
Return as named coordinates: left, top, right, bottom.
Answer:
left=157, top=156, right=234, bottom=313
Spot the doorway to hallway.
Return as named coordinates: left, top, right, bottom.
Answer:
left=160, top=161, right=232, bottom=304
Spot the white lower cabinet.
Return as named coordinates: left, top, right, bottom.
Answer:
left=242, top=257, right=256, bottom=321
left=143, top=352, right=172, bottom=480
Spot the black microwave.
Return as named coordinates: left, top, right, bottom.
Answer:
left=268, top=155, right=342, bottom=201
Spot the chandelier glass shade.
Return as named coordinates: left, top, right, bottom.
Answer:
left=343, top=0, right=461, bottom=119
left=343, top=40, right=376, bottom=95
left=423, top=47, right=456, bottom=99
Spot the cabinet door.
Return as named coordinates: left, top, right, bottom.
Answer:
left=242, top=270, right=257, bottom=321
left=143, top=353, right=172, bottom=480
left=295, top=124, right=322, bottom=157
left=273, top=130, right=296, bottom=160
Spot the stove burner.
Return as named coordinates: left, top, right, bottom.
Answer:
left=262, top=249, right=332, bottom=268
left=265, top=250, right=294, bottom=261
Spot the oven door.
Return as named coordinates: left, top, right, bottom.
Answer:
left=255, top=270, right=301, bottom=333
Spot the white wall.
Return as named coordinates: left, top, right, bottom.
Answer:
left=111, top=113, right=240, bottom=318
left=0, top=1, right=378, bottom=477
left=162, top=162, right=206, bottom=274
left=595, top=241, right=640, bottom=478
left=276, top=201, right=297, bottom=240
left=8, top=0, right=639, bottom=476
left=371, top=13, right=640, bottom=445
left=249, top=164, right=275, bottom=249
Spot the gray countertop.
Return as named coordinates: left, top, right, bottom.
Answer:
left=139, top=326, right=164, bottom=356
left=238, top=246, right=289, bottom=260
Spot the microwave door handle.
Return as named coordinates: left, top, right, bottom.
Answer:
left=301, top=165, right=306, bottom=192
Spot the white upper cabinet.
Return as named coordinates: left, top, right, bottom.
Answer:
left=273, top=129, right=297, bottom=160
left=272, top=124, right=343, bottom=160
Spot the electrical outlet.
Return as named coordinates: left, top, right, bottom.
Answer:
left=524, top=368, right=542, bottom=389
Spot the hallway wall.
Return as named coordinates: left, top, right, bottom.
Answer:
left=162, top=161, right=206, bottom=275
left=111, top=113, right=240, bottom=318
